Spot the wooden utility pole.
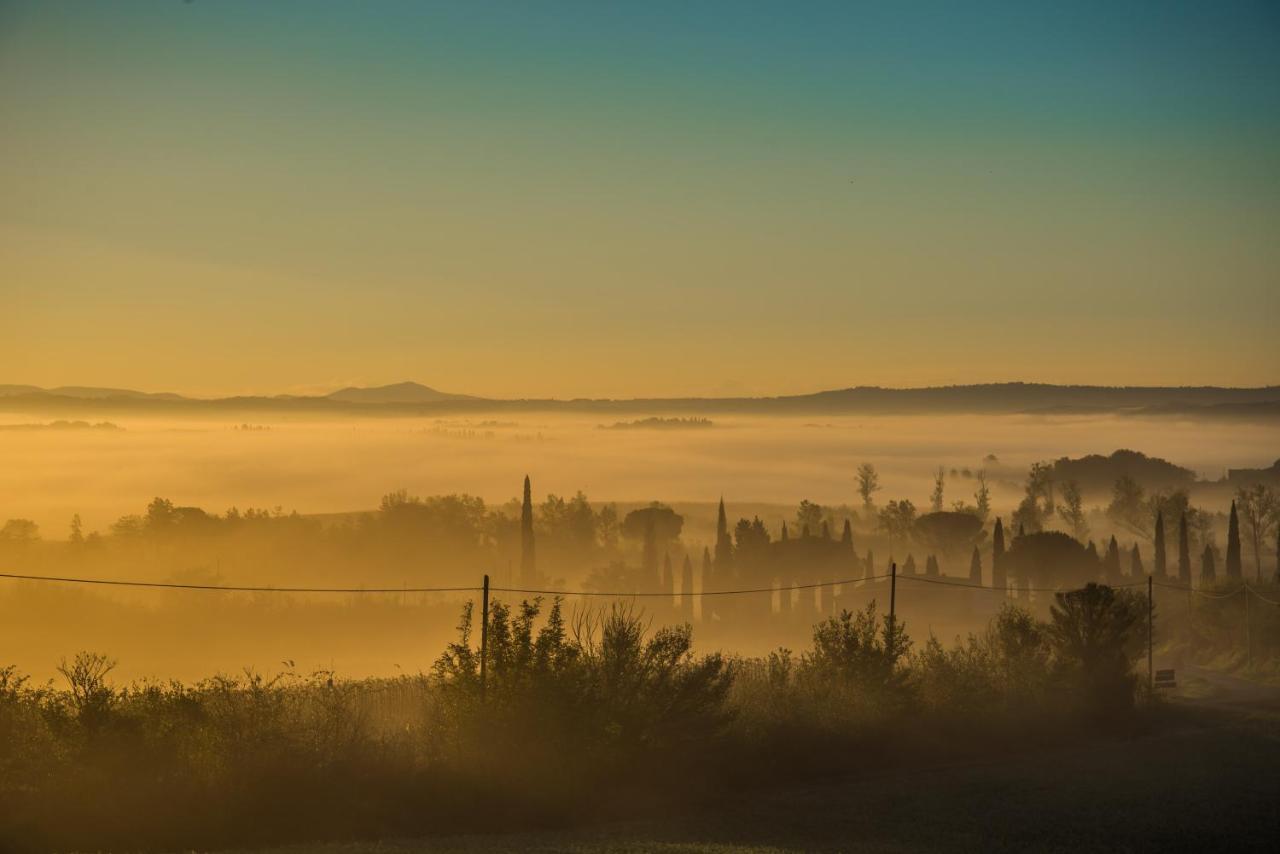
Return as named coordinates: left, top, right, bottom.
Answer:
left=480, top=574, right=490, bottom=700
left=888, top=561, right=897, bottom=652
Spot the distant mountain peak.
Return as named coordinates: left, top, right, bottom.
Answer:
left=325, top=381, right=473, bottom=404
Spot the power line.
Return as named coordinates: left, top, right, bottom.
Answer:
left=493, top=573, right=893, bottom=598
left=897, top=574, right=1147, bottom=593
left=0, top=572, right=479, bottom=594
left=0, top=571, right=891, bottom=598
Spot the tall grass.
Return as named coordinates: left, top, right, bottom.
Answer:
left=0, top=585, right=1149, bottom=852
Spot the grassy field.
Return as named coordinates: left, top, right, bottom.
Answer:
left=233, top=693, right=1280, bottom=854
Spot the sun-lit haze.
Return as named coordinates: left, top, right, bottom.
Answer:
left=3, top=1, right=1279, bottom=397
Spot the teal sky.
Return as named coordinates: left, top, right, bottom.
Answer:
left=2, top=1, right=1278, bottom=397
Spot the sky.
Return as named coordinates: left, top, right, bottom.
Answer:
left=2, top=0, right=1278, bottom=399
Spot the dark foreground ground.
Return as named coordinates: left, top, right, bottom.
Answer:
left=231, top=668, right=1280, bottom=854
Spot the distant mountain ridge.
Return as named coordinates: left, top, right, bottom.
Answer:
left=325, top=381, right=474, bottom=404
left=0, top=381, right=1276, bottom=418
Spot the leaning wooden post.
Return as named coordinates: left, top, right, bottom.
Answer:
left=480, top=573, right=490, bottom=701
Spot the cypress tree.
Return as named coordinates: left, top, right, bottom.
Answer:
left=1226, top=501, right=1243, bottom=578
left=903, top=554, right=917, bottom=575
left=662, top=552, right=673, bottom=598
left=1105, top=535, right=1122, bottom=580
left=801, top=524, right=811, bottom=538
left=969, top=546, right=982, bottom=585
left=865, top=549, right=875, bottom=579
left=1153, top=511, right=1166, bottom=578
left=926, top=554, right=940, bottom=577
left=992, top=517, right=1006, bottom=590
left=841, top=518, right=853, bottom=549
left=1201, top=544, right=1216, bottom=584
left=1177, top=512, right=1191, bottom=585
left=781, top=521, right=790, bottom=542
left=821, top=520, right=831, bottom=540
left=520, top=475, right=536, bottom=585
left=681, top=555, right=694, bottom=621
left=700, top=547, right=713, bottom=618
left=1131, top=544, right=1144, bottom=578
left=642, top=518, right=659, bottom=588
left=715, top=498, right=732, bottom=566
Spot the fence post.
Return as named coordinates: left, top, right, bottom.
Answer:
left=480, top=573, right=489, bottom=701
left=1152, top=571, right=1162, bottom=691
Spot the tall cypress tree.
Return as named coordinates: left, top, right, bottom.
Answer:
left=821, top=520, right=831, bottom=540
left=865, top=549, right=875, bottom=580
left=1131, top=544, right=1144, bottom=578
left=1226, top=500, right=1243, bottom=578
left=992, top=517, right=1006, bottom=590
left=1153, top=511, right=1166, bottom=578
left=903, top=554, right=917, bottom=576
left=662, top=552, right=673, bottom=599
left=1201, top=544, right=1217, bottom=584
left=642, top=518, right=659, bottom=589
left=520, top=475, right=536, bottom=585
left=681, top=555, right=694, bottom=621
left=841, top=518, right=853, bottom=548
left=926, top=554, right=940, bottom=577
left=1105, top=536, right=1122, bottom=580
left=700, top=547, right=713, bottom=618
left=781, top=521, right=790, bottom=542
left=969, top=546, right=982, bottom=585
left=1177, top=512, right=1191, bottom=585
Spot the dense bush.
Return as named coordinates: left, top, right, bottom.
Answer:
left=0, top=586, right=1150, bottom=852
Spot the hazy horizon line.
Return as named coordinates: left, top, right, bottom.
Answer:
left=6, top=378, right=1280, bottom=403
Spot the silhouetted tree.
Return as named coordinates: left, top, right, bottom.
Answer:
left=821, top=520, right=831, bottom=540
left=992, top=517, right=1007, bottom=590
left=969, top=546, right=981, bottom=585
left=925, top=554, right=940, bottom=577
left=662, top=552, right=673, bottom=598
left=1048, top=583, right=1146, bottom=718
left=795, top=500, right=824, bottom=536
left=1153, top=511, right=1166, bottom=578
left=903, top=554, right=917, bottom=576
left=1226, top=500, right=1242, bottom=579
left=520, top=475, right=535, bottom=585
left=1104, top=536, right=1122, bottom=580
left=1059, top=480, right=1088, bottom=541
left=711, top=501, right=732, bottom=573
left=1201, top=544, right=1217, bottom=584
left=700, top=547, right=713, bottom=618
left=1130, top=544, right=1144, bottom=578
left=1107, top=475, right=1148, bottom=537
left=681, top=555, right=694, bottom=621
left=69, top=514, right=84, bottom=545
left=781, top=521, right=789, bottom=542
left=1235, top=485, right=1278, bottom=581
left=841, top=518, right=853, bottom=549
left=974, top=470, right=991, bottom=522
left=856, top=462, right=880, bottom=511
left=865, top=549, right=875, bottom=579
left=930, top=466, right=945, bottom=513
left=1177, top=512, right=1191, bottom=585
left=642, top=519, right=659, bottom=588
